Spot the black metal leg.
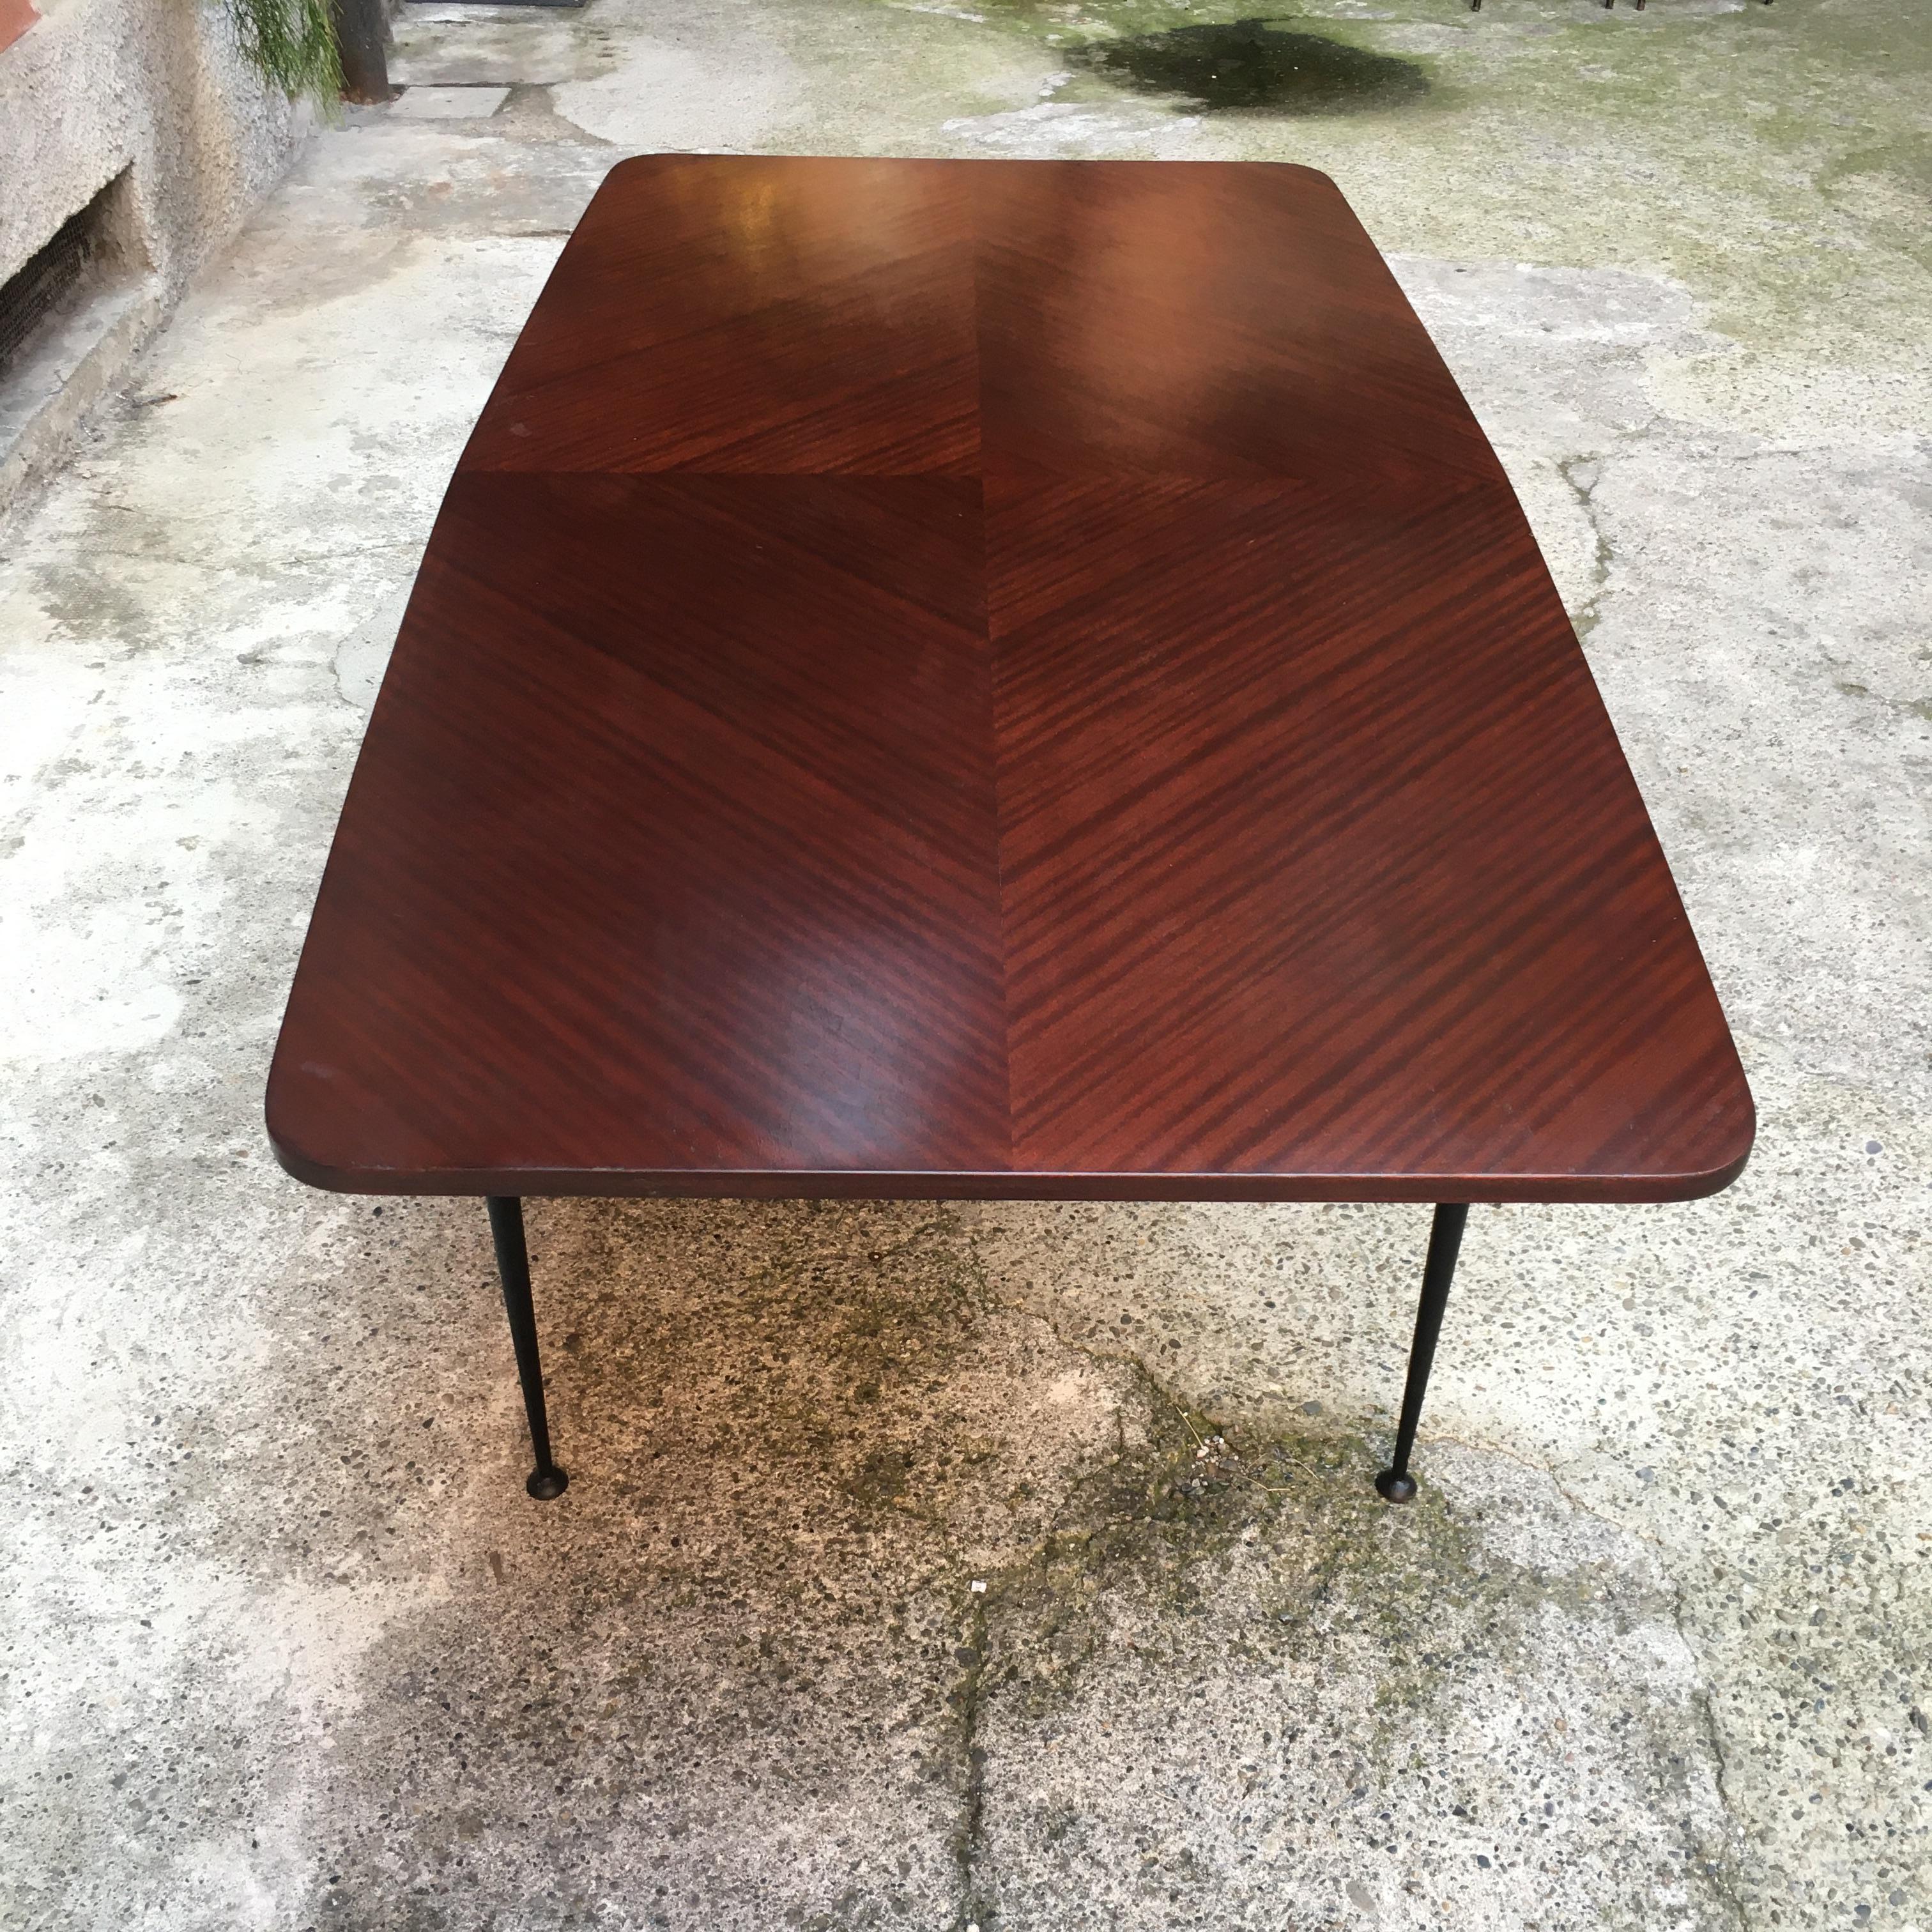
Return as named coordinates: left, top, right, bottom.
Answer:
left=1375, top=1203, right=1469, bottom=1503
left=486, top=1197, right=569, bottom=1500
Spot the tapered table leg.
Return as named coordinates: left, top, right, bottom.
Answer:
left=486, top=1196, right=569, bottom=1499
left=1375, top=1203, right=1469, bottom=1503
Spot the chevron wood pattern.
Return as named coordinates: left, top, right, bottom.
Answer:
left=267, top=155, right=1753, bottom=1204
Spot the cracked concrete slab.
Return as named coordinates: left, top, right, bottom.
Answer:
left=963, top=1419, right=1740, bottom=1930
left=2, top=0, right=1928, bottom=1926
left=389, top=85, right=514, bottom=121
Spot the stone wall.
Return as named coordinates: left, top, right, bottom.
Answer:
left=0, top=0, right=307, bottom=512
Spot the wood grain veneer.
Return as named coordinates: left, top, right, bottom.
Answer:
left=267, top=156, right=1753, bottom=1204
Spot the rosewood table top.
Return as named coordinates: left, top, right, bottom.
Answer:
left=267, top=155, right=1752, bottom=1208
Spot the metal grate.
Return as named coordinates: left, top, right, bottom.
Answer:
left=0, top=204, right=95, bottom=378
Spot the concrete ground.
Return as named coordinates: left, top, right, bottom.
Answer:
left=2, top=0, right=1928, bottom=1925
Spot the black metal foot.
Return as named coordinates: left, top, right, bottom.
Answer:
left=1374, top=1203, right=1468, bottom=1503
left=487, top=1196, right=570, bottom=1500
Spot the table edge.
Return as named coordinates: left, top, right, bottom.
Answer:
left=265, top=1117, right=1755, bottom=1207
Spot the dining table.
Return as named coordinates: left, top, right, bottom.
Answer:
left=266, top=154, right=1754, bottom=1503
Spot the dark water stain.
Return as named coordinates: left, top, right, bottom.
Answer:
left=1077, top=17, right=1429, bottom=114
